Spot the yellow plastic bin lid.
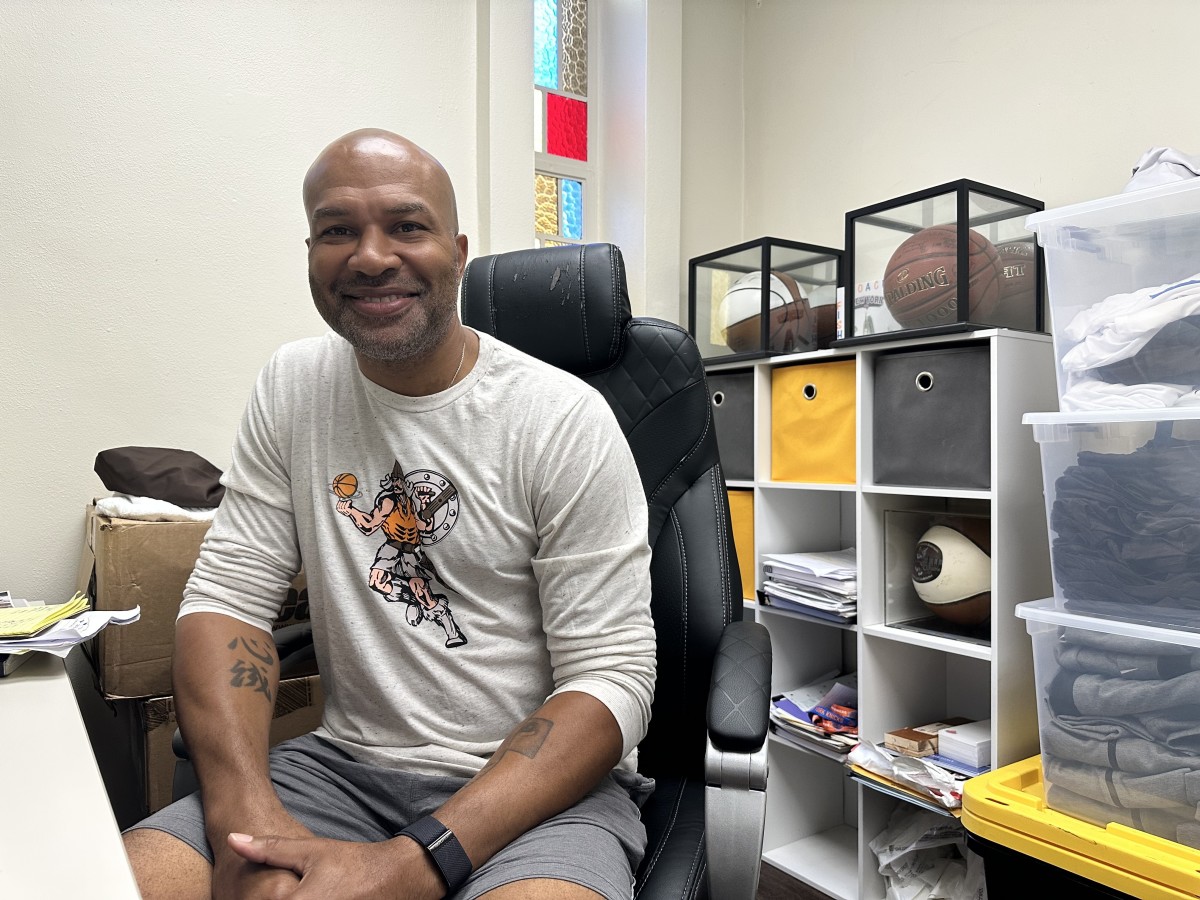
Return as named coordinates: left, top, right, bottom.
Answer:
left=962, top=757, right=1200, bottom=899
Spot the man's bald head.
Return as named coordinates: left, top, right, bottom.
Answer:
left=303, top=129, right=460, bottom=236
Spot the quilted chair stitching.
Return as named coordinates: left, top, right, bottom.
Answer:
left=690, top=858, right=707, bottom=900
left=583, top=318, right=692, bottom=382
left=576, top=244, right=591, bottom=368
left=634, top=777, right=688, bottom=897
left=681, top=832, right=706, bottom=900
left=670, top=506, right=688, bottom=693
left=645, top=329, right=714, bottom=507
left=606, top=244, right=621, bottom=362
left=648, top=379, right=714, bottom=509
left=711, top=463, right=733, bottom=626
left=485, top=254, right=500, bottom=336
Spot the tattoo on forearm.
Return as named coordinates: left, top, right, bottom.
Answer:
left=503, top=716, right=553, bottom=760
left=227, top=635, right=275, bottom=703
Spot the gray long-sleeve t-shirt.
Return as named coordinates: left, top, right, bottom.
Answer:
left=179, top=330, right=656, bottom=778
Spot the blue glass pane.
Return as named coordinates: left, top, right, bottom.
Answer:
left=561, top=179, right=583, bottom=240
left=534, top=0, right=559, bottom=90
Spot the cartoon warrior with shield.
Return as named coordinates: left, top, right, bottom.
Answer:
left=331, top=460, right=467, bottom=648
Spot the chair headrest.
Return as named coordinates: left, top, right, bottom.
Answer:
left=460, top=243, right=632, bottom=376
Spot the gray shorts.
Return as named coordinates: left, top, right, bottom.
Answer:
left=127, top=733, right=654, bottom=900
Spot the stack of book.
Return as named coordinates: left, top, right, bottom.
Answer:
left=769, top=670, right=859, bottom=758
left=759, top=548, right=857, bottom=623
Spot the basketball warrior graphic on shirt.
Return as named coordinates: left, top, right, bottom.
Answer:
left=333, top=460, right=467, bottom=648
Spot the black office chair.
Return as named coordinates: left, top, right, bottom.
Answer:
left=174, top=242, right=773, bottom=898
left=461, top=242, right=772, bottom=900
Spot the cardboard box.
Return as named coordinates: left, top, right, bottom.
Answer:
left=77, top=503, right=309, bottom=699
left=67, top=647, right=323, bottom=830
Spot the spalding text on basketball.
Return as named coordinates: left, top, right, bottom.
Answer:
left=883, top=265, right=951, bottom=308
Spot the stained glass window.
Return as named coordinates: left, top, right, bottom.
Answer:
left=534, top=174, right=583, bottom=244
left=535, top=0, right=589, bottom=246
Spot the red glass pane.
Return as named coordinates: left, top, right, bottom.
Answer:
left=546, top=93, right=587, bottom=162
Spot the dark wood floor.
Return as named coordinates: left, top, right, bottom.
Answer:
left=757, top=861, right=836, bottom=900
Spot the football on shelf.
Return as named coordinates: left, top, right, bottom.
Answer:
left=911, top=523, right=991, bottom=626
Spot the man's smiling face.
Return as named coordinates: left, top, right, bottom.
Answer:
left=304, top=133, right=467, bottom=365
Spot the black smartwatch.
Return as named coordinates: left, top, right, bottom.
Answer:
left=397, top=814, right=473, bottom=894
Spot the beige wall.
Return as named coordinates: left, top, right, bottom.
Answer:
left=681, top=0, right=1200, bottom=296
left=10, top=0, right=1197, bottom=607
left=0, top=1, right=500, bottom=605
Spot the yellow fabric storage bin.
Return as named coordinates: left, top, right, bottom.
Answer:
left=771, top=359, right=856, bottom=483
left=727, top=489, right=755, bottom=601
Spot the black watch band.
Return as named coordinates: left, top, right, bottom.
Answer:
left=397, top=814, right=473, bottom=894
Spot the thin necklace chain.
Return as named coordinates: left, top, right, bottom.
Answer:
left=445, top=331, right=467, bottom=391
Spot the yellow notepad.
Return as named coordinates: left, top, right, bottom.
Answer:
left=0, top=592, right=89, bottom=638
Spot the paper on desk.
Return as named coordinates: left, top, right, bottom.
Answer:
left=0, top=607, right=141, bottom=657
left=0, top=593, right=90, bottom=637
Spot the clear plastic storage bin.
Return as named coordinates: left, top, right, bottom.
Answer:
left=1024, top=180, right=1200, bottom=412
left=1025, top=409, right=1200, bottom=629
left=1016, top=598, right=1200, bottom=856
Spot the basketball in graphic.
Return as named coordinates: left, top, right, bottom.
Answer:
left=883, top=224, right=1002, bottom=328
left=332, top=472, right=359, bottom=498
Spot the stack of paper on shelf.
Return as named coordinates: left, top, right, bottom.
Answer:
left=769, top=669, right=859, bottom=757
left=760, top=548, right=857, bottom=623
left=934, top=720, right=992, bottom=775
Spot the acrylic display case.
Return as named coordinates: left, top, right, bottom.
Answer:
left=689, top=237, right=843, bottom=364
left=841, top=180, right=1045, bottom=346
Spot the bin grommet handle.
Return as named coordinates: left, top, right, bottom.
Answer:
left=915, top=371, right=934, bottom=392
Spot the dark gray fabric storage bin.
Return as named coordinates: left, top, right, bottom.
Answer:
left=708, top=370, right=754, bottom=481
left=873, top=345, right=991, bottom=488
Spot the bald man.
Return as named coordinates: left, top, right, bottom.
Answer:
left=122, top=130, right=657, bottom=900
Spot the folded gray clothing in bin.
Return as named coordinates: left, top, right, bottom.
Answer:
left=1042, top=718, right=1200, bottom=776
left=1056, top=640, right=1200, bottom=680
left=1045, top=755, right=1200, bottom=809
left=1059, top=625, right=1200, bottom=659
left=1051, top=436, right=1200, bottom=618
left=1048, top=685, right=1200, bottom=753
left=1049, top=667, right=1200, bottom=718
left=1044, top=782, right=1200, bottom=849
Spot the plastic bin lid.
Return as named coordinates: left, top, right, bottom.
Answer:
left=1025, top=178, right=1200, bottom=233
left=1023, top=409, right=1200, bottom=425
left=962, top=756, right=1200, bottom=898
left=1016, top=598, right=1200, bottom=650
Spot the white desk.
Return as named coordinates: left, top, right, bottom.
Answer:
left=0, top=654, right=142, bottom=898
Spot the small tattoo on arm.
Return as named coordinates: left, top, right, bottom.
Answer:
left=227, top=635, right=275, bottom=703
left=506, top=716, right=554, bottom=760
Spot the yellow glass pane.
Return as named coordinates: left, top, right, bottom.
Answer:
left=535, top=173, right=559, bottom=235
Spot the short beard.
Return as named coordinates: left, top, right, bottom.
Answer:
left=311, top=275, right=457, bottom=363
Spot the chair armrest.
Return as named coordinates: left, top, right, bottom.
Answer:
left=704, top=619, right=772, bottom=900
left=707, top=619, right=772, bottom=753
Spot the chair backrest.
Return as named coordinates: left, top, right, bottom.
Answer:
left=461, top=243, right=742, bottom=780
